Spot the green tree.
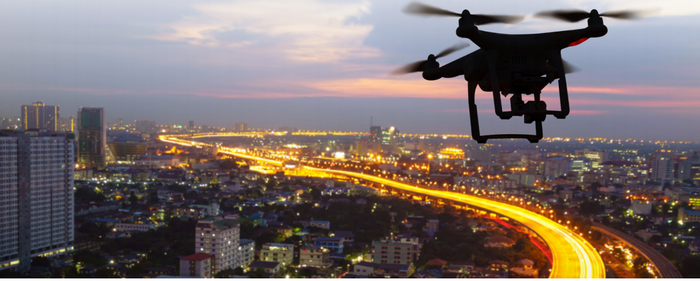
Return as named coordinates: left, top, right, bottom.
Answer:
left=215, top=268, right=237, bottom=278
left=249, top=268, right=266, bottom=277
left=680, top=256, right=700, bottom=277
left=129, top=191, right=138, bottom=205
left=95, top=268, right=119, bottom=278
left=148, top=191, right=160, bottom=205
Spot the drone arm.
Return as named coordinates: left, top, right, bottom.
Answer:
left=486, top=50, right=509, bottom=119
left=548, top=51, right=570, bottom=118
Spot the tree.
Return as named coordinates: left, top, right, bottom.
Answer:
left=95, top=268, right=119, bottom=278
left=215, top=268, right=237, bottom=278
left=680, top=256, right=700, bottom=277
left=220, top=159, right=238, bottom=170
left=129, top=191, right=138, bottom=205
left=148, top=191, right=160, bottom=205
left=249, top=268, right=266, bottom=277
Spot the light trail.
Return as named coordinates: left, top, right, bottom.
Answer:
left=160, top=135, right=606, bottom=278
left=303, top=167, right=606, bottom=279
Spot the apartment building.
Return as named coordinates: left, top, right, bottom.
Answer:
left=260, top=243, right=294, bottom=267
left=194, top=218, right=240, bottom=274
left=0, top=130, right=75, bottom=271
left=371, top=240, right=417, bottom=265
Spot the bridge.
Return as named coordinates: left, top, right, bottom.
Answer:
left=591, top=222, right=682, bottom=278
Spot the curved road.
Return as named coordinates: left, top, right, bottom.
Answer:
left=591, top=222, right=682, bottom=278
left=163, top=136, right=606, bottom=278
left=304, top=167, right=605, bottom=278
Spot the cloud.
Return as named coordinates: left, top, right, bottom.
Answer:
left=150, top=0, right=379, bottom=62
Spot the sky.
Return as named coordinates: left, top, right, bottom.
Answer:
left=1, top=0, right=699, bottom=141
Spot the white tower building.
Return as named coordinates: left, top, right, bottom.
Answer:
left=0, top=130, right=75, bottom=272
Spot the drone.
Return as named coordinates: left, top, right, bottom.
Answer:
left=393, top=2, right=655, bottom=143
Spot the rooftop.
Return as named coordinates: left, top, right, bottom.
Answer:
left=180, top=253, right=213, bottom=261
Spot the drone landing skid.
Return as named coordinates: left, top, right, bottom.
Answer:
left=467, top=82, right=543, bottom=144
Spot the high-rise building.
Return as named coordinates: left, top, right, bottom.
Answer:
left=58, top=115, right=75, bottom=132
left=77, top=107, right=106, bottom=169
left=369, top=126, right=398, bottom=146
left=21, top=102, right=59, bottom=132
left=235, top=123, right=248, bottom=132
left=195, top=218, right=241, bottom=274
left=0, top=130, right=75, bottom=272
left=649, top=153, right=676, bottom=182
left=135, top=120, right=156, bottom=134
left=369, top=126, right=382, bottom=143
left=237, top=239, right=255, bottom=268
left=189, top=120, right=195, bottom=129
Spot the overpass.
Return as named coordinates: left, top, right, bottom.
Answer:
left=303, top=167, right=605, bottom=278
left=591, top=222, right=682, bottom=278
left=160, top=135, right=606, bottom=278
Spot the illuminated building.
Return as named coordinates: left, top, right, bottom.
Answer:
left=58, top=115, right=75, bottom=132
left=20, top=102, right=59, bottom=132
left=189, top=120, right=195, bottom=129
left=677, top=152, right=700, bottom=181
left=135, top=120, right=156, bottom=133
left=179, top=253, right=213, bottom=278
left=544, top=156, right=570, bottom=178
left=260, top=243, right=293, bottom=266
left=679, top=208, right=700, bottom=224
left=195, top=218, right=241, bottom=274
left=299, top=245, right=331, bottom=268
left=0, top=130, right=75, bottom=271
left=371, top=240, right=416, bottom=265
left=439, top=148, right=465, bottom=159
left=649, top=153, right=676, bottom=182
left=370, top=126, right=382, bottom=143
left=574, top=148, right=608, bottom=169
left=237, top=239, right=255, bottom=268
left=107, top=134, right=148, bottom=163
left=77, top=107, right=106, bottom=169
left=235, top=123, right=248, bottom=132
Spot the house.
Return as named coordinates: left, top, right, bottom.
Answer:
left=356, top=198, right=367, bottom=205
left=510, top=259, right=538, bottom=277
left=247, top=261, right=281, bottom=277
left=425, top=258, right=447, bottom=269
left=300, top=245, right=331, bottom=268
left=446, top=261, right=474, bottom=273
left=484, top=235, right=515, bottom=248
left=310, top=220, right=330, bottom=229
left=315, top=237, right=345, bottom=253
left=275, top=225, right=294, bottom=238
left=351, top=262, right=412, bottom=278
left=488, top=260, right=510, bottom=272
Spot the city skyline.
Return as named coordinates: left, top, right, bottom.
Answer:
left=1, top=0, right=699, bottom=141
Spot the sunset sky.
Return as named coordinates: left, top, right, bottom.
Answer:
left=1, top=0, right=699, bottom=140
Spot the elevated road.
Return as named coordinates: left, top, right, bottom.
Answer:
left=591, top=222, right=682, bottom=278
left=160, top=135, right=606, bottom=278
left=304, top=167, right=605, bottom=278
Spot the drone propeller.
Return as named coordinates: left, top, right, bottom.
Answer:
left=403, top=2, right=524, bottom=25
left=535, top=8, right=658, bottom=22
left=391, top=42, right=469, bottom=75
left=562, top=59, right=579, bottom=73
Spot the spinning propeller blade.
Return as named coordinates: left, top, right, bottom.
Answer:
left=536, top=8, right=658, bottom=22
left=403, top=2, right=524, bottom=25
left=391, top=42, right=469, bottom=75
left=562, top=59, right=580, bottom=74
left=403, top=2, right=461, bottom=17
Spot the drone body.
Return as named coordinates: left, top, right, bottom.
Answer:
left=395, top=3, right=650, bottom=143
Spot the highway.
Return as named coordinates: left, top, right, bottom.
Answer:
left=304, top=167, right=605, bottom=278
left=160, top=135, right=606, bottom=278
left=591, top=222, right=682, bottom=278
